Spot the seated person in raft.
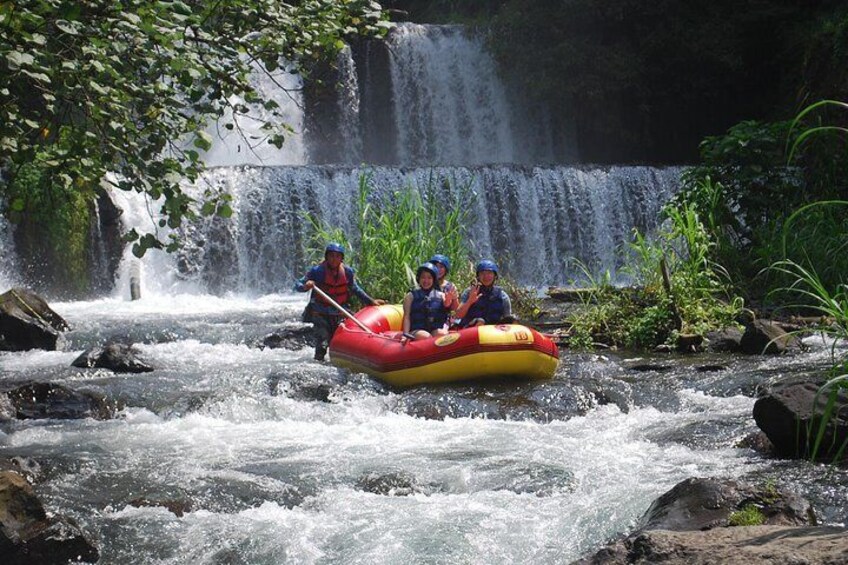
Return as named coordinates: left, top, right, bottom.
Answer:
left=454, top=259, right=514, bottom=328
left=401, top=262, right=452, bottom=342
left=429, top=253, right=460, bottom=316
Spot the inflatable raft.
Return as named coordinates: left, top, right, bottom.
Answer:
left=329, top=305, right=559, bottom=387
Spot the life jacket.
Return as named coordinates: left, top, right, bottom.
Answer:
left=460, top=285, right=506, bottom=327
left=409, top=288, right=448, bottom=332
left=314, top=262, right=351, bottom=307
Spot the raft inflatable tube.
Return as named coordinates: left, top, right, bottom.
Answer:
left=329, top=305, right=559, bottom=387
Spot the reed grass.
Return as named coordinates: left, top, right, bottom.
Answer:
left=307, top=172, right=473, bottom=303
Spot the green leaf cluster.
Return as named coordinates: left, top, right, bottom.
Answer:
left=566, top=197, right=743, bottom=350
left=728, top=504, right=765, bottom=527
left=307, top=172, right=473, bottom=303
left=5, top=133, right=93, bottom=294
left=1, top=0, right=389, bottom=256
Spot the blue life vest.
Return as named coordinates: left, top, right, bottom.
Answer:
left=460, top=286, right=506, bottom=327
left=409, top=288, right=448, bottom=332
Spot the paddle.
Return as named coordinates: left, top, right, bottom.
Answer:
left=309, top=285, right=376, bottom=335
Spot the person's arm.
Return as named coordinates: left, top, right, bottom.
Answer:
left=293, top=267, right=318, bottom=292
left=453, top=287, right=477, bottom=320
left=402, top=292, right=413, bottom=333
left=348, top=269, right=384, bottom=305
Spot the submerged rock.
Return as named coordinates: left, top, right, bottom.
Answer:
left=0, top=470, right=99, bottom=564
left=1, top=382, right=117, bottom=421
left=356, top=472, right=422, bottom=496
left=72, top=343, right=154, bottom=373
left=257, top=326, right=313, bottom=350
left=128, top=497, right=193, bottom=517
left=753, top=379, right=848, bottom=462
left=0, top=288, right=69, bottom=351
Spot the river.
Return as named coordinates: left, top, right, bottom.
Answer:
left=2, top=293, right=846, bottom=563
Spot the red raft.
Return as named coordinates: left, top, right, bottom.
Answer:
left=329, top=305, right=559, bottom=387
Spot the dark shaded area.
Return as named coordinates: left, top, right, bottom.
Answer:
left=387, top=0, right=848, bottom=164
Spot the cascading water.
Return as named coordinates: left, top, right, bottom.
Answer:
left=162, top=165, right=680, bottom=294
left=0, top=200, right=19, bottom=291
left=373, top=23, right=570, bottom=166
left=200, top=61, right=307, bottom=168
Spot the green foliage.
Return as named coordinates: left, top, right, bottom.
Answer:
left=565, top=199, right=742, bottom=350
left=307, top=172, right=473, bottom=303
left=681, top=105, right=848, bottom=299
left=728, top=504, right=765, bottom=527
left=0, top=0, right=389, bottom=256
left=5, top=136, right=93, bottom=293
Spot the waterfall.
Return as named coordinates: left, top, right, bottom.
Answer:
left=0, top=201, right=19, bottom=292
left=376, top=24, right=569, bottom=166
left=0, top=23, right=676, bottom=296
left=136, top=165, right=680, bottom=294
left=199, top=61, right=307, bottom=167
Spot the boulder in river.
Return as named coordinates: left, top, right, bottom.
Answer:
left=639, top=477, right=812, bottom=531
left=1, top=382, right=117, bottom=421
left=704, top=327, right=744, bottom=353
left=753, top=379, right=848, bottom=462
left=0, top=288, right=69, bottom=352
left=740, top=319, right=802, bottom=355
left=0, top=470, right=99, bottom=564
left=72, top=343, right=154, bottom=373
left=575, top=477, right=843, bottom=565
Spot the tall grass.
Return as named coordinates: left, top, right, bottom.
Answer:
left=771, top=99, right=848, bottom=463
left=307, top=172, right=473, bottom=303
left=566, top=198, right=742, bottom=349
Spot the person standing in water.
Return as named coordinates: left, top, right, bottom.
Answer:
left=402, top=262, right=451, bottom=341
left=454, top=259, right=513, bottom=328
left=294, top=242, right=384, bottom=361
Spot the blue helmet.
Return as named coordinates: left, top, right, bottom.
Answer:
left=476, top=259, right=499, bottom=276
left=416, top=262, right=440, bottom=287
left=429, top=254, right=451, bottom=273
left=325, top=242, right=345, bottom=257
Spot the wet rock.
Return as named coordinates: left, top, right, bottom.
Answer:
left=737, top=431, right=774, bottom=455
left=628, top=364, right=673, bottom=372
left=704, top=327, right=743, bottom=353
left=267, top=372, right=338, bottom=402
left=639, top=477, right=812, bottom=531
left=1, top=382, right=117, bottom=421
left=0, top=457, right=42, bottom=483
left=695, top=364, right=727, bottom=372
left=578, top=525, right=848, bottom=565
left=258, top=326, right=313, bottom=350
left=72, top=343, right=154, bottom=373
left=399, top=392, right=503, bottom=420
left=740, top=320, right=802, bottom=355
left=356, top=472, right=421, bottom=496
left=753, top=379, right=848, bottom=462
left=128, top=497, right=193, bottom=517
left=576, top=478, right=827, bottom=565
left=0, top=470, right=99, bottom=564
left=0, top=288, right=69, bottom=352
left=675, top=333, right=703, bottom=353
